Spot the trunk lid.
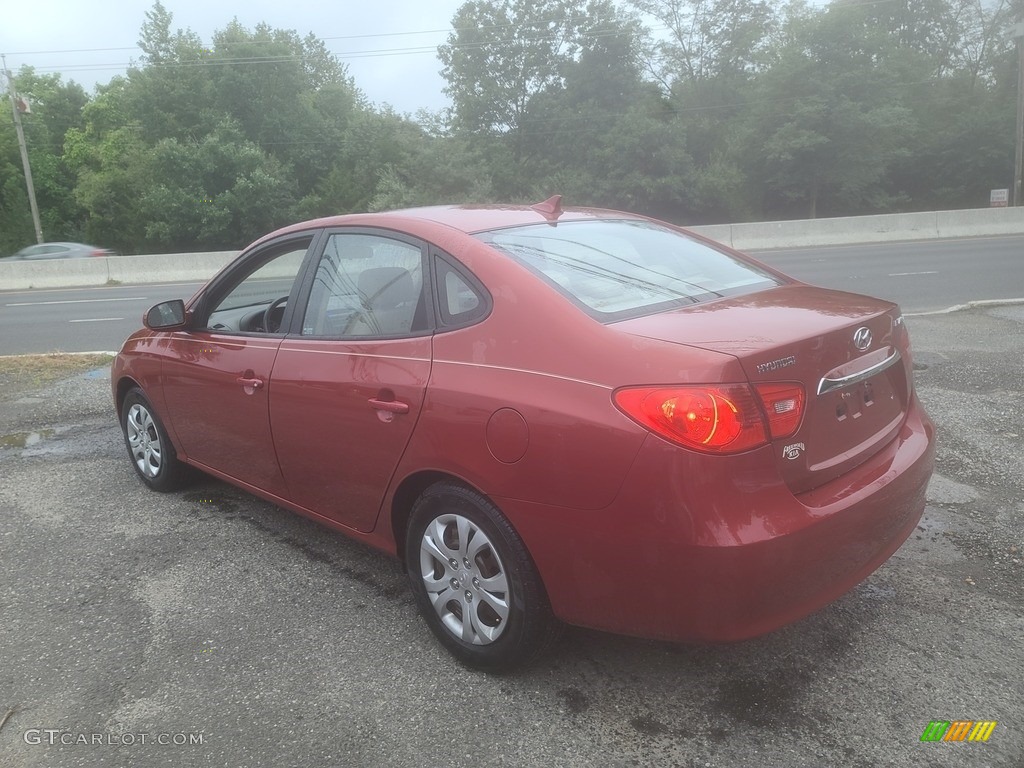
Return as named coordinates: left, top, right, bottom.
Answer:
left=613, top=285, right=913, bottom=493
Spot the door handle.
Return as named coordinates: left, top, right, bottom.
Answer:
left=368, top=398, right=409, bottom=414
left=236, top=376, right=264, bottom=390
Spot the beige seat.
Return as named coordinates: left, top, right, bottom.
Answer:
left=346, top=267, right=418, bottom=336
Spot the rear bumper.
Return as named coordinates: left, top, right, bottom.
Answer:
left=502, top=394, right=935, bottom=643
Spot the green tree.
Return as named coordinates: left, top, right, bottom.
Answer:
left=138, top=120, right=298, bottom=250
left=439, top=0, right=589, bottom=144
left=64, top=3, right=373, bottom=251
left=519, top=3, right=697, bottom=215
left=9, top=0, right=1017, bottom=258
left=630, top=0, right=777, bottom=85
left=743, top=3, right=920, bottom=217
left=127, top=1, right=215, bottom=143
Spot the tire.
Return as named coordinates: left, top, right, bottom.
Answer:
left=120, top=388, right=184, bottom=492
left=405, top=481, right=560, bottom=671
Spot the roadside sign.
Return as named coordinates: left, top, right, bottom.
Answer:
left=990, top=189, right=1009, bottom=207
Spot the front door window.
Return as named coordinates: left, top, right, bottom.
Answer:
left=201, top=243, right=310, bottom=334
left=301, top=234, right=427, bottom=338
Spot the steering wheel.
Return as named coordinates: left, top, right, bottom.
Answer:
left=263, top=296, right=289, bottom=333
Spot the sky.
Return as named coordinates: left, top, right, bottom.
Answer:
left=0, top=0, right=467, bottom=114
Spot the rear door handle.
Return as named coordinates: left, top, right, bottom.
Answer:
left=236, top=376, right=264, bottom=390
left=368, top=398, right=409, bottom=414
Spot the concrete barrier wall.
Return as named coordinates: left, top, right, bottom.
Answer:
left=0, top=251, right=238, bottom=291
left=2, top=207, right=1022, bottom=290
left=688, top=206, right=1024, bottom=250
left=106, top=251, right=238, bottom=286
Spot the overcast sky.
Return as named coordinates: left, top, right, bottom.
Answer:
left=0, top=0, right=467, bottom=114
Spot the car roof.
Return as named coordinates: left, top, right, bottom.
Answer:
left=388, top=204, right=642, bottom=232
left=255, top=204, right=647, bottom=247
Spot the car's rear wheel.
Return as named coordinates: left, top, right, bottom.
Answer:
left=405, top=482, right=560, bottom=671
left=120, top=388, right=184, bottom=492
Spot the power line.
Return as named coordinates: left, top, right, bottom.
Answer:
left=2, top=13, right=639, bottom=58
left=14, top=23, right=652, bottom=78
left=4, top=14, right=659, bottom=79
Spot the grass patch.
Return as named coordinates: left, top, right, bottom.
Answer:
left=0, top=352, right=114, bottom=396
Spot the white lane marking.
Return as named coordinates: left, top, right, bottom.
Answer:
left=888, top=271, right=938, bottom=276
left=1, top=281, right=204, bottom=298
left=69, top=317, right=125, bottom=323
left=6, top=297, right=146, bottom=307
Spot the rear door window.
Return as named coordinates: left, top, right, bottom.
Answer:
left=301, top=233, right=429, bottom=338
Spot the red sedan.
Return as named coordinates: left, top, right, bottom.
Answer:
left=112, top=198, right=935, bottom=670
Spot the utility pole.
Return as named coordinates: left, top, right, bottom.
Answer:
left=2, top=55, right=43, bottom=243
left=1014, top=23, right=1024, bottom=207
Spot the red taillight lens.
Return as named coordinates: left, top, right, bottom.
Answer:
left=753, top=382, right=805, bottom=439
left=614, top=385, right=769, bottom=454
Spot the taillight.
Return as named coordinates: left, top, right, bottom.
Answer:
left=753, top=382, right=805, bottom=439
left=615, top=382, right=806, bottom=454
left=614, top=385, right=768, bottom=454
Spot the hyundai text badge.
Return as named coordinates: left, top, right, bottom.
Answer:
left=853, top=326, right=872, bottom=351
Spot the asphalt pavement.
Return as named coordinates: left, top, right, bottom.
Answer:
left=0, top=303, right=1022, bottom=766
left=749, top=233, right=1024, bottom=313
left=0, top=283, right=205, bottom=357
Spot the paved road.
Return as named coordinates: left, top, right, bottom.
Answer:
left=749, top=234, right=1024, bottom=314
left=0, top=306, right=1021, bottom=766
left=0, top=234, right=1021, bottom=356
left=0, top=282, right=205, bottom=356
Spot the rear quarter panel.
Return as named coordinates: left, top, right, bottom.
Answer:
left=389, top=236, right=746, bottom=511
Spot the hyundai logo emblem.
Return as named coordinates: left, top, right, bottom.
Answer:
left=853, top=326, right=872, bottom=351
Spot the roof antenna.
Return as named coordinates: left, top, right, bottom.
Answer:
left=530, top=195, right=563, bottom=222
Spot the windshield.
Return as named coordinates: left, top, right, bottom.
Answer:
left=476, top=219, right=781, bottom=321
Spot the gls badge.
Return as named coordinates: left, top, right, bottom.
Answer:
left=783, top=443, right=805, bottom=461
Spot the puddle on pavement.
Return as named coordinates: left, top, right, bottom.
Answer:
left=0, top=429, right=55, bottom=449
left=0, top=426, right=77, bottom=452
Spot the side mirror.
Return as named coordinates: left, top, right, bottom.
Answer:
left=144, top=299, right=187, bottom=330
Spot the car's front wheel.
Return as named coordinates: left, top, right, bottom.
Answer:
left=120, top=387, right=184, bottom=492
left=405, top=482, right=560, bottom=671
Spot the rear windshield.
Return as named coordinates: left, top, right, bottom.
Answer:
left=476, top=219, right=781, bottom=321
